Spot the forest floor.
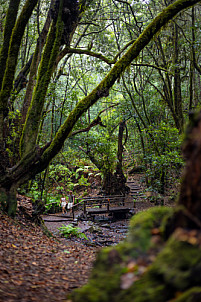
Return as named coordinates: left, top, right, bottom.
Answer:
left=0, top=174, right=176, bottom=302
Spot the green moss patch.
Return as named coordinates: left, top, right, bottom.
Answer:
left=70, top=207, right=172, bottom=301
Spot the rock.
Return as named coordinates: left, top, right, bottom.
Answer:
left=88, top=225, right=102, bottom=234
left=101, top=223, right=111, bottom=229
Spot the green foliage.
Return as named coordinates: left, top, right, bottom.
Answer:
left=143, top=122, right=184, bottom=193
left=1, top=0, right=200, bottom=218
left=49, top=163, right=72, bottom=183
left=26, top=181, right=41, bottom=200
left=78, top=175, right=90, bottom=186
left=58, top=224, right=88, bottom=240
left=44, top=195, right=61, bottom=212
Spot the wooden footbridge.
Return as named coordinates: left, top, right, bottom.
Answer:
left=71, top=180, right=144, bottom=220
left=44, top=179, right=145, bottom=220
left=72, top=195, right=132, bottom=220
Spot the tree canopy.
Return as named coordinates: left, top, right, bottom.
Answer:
left=0, top=0, right=201, bottom=216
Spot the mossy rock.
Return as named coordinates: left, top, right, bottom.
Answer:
left=71, top=229, right=201, bottom=301
left=70, top=207, right=173, bottom=302
left=126, top=206, right=173, bottom=251
left=120, top=232, right=201, bottom=302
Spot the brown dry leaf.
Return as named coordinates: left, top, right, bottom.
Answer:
left=61, top=276, right=69, bottom=281
left=32, top=262, right=37, bottom=265
left=173, top=228, right=199, bottom=246
left=151, top=235, right=162, bottom=245
left=137, top=265, right=147, bottom=275
left=12, top=280, right=23, bottom=286
left=151, top=228, right=161, bottom=235
left=127, top=261, right=138, bottom=272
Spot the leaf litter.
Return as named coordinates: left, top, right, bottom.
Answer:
left=0, top=207, right=97, bottom=302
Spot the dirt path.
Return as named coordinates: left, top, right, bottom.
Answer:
left=0, top=210, right=98, bottom=302
left=0, top=174, right=174, bottom=302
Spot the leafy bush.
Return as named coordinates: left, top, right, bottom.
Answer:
left=45, top=195, right=61, bottom=213
left=58, top=224, right=88, bottom=240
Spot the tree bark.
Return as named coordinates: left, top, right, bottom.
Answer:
left=177, top=111, right=201, bottom=228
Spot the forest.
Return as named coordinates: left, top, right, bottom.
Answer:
left=1, top=0, right=201, bottom=301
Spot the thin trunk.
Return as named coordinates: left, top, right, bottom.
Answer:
left=173, top=22, right=183, bottom=133
left=189, top=57, right=194, bottom=112
left=116, top=121, right=125, bottom=176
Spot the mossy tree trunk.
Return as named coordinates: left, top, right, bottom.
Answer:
left=0, top=0, right=200, bottom=216
left=0, top=0, right=39, bottom=142
left=169, top=110, right=201, bottom=231
left=0, top=0, right=39, bottom=210
left=0, top=0, right=21, bottom=89
left=20, top=1, right=54, bottom=126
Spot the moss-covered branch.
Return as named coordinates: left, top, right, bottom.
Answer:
left=70, top=116, right=106, bottom=137
left=57, top=49, right=171, bottom=73
left=61, top=47, right=114, bottom=65
left=39, top=0, right=199, bottom=169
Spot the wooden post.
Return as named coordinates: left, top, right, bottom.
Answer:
left=107, top=199, right=110, bottom=211
left=84, top=200, right=86, bottom=215
left=72, top=205, right=74, bottom=220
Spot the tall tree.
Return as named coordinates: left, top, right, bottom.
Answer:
left=0, top=0, right=200, bottom=216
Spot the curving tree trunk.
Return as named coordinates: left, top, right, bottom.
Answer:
left=0, top=0, right=200, bottom=216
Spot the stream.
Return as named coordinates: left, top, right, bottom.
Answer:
left=43, top=215, right=129, bottom=247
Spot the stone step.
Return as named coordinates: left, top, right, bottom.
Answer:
left=126, top=181, right=145, bottom=200
left=128, top=186, right=141, bottom=189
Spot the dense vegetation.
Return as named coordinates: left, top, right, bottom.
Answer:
left=2, top=1, right=201, bottom=301
left=1, top=0, right=201, bottom=216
